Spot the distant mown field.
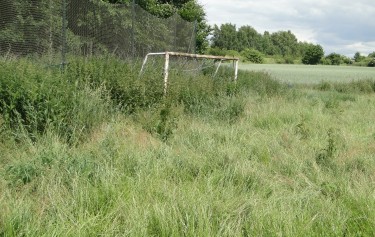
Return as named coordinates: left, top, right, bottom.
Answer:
left=239, top=64, right=375, bottom=84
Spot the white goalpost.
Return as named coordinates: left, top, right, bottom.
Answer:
left=139, top=52, right=240, bottom=95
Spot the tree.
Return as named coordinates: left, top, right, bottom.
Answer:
left=102, top=0, right=192, bottom=18
left=270, top=30, right=299, bottom=57
left=302, top=44, right=324, bottom=65
left=211, top=23, right=238, bottom=51
left=325, top=53, right=348, bottom=65
left=368, top=52, right=375, bottom=67
left=177, top=0, right=211, bottom=53
left=209, top=23, right=318, bottom=61
left=260, top=31, right=276, bottom=55
left=368, top=59, right=375, bottom=67
left=236, top=26, right=262, bottom=52
left=353, top=52, right=365, bottom=62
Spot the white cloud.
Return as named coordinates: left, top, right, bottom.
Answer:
left=292, top=29, right=318, bottom=43
left=345, top=42, right=375, bottom=56
left=199, top=0, right=375, bottom=55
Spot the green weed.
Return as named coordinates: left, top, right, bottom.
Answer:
left=316, top=128, right=337, bottom=170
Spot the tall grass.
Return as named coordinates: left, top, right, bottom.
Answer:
left=1, top=57, right=375, bottom=236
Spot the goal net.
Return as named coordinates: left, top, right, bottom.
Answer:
left=139, top=52, right=239, bottom=94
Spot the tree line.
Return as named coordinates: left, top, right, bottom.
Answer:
left=209, top=23, right=375, bottom=66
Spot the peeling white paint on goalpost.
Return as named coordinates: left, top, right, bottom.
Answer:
left=139, top=52, right=239, bottom=95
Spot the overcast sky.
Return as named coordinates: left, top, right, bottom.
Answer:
left=198, top=0, right=375, bottom=57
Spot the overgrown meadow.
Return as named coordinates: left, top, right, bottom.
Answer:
left=1, top=57, right=375, bottom=236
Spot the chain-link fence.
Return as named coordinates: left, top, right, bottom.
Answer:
left=0, top=0, right=196, bottom=65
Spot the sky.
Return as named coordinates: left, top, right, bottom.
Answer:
left=198, top=0, right=375, bottom=57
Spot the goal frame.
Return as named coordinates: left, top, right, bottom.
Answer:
left=139, top=52, right=239, bottom=95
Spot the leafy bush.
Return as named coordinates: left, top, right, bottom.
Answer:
left=284, top=56, right=295, bottom=64
left=225, top=50, right=241, bottom=57
left=322, top=53, right=351, bottom=65
left=207, top=47, right=227, bottom=56
left=5, top=161, right=41, bottom=186
left=140, top=103, right=181, bottom=142
left=0, top=59, right=112, bottom=143
left=272, top=56, right=296, bottom=64
left=241, top=48, right=264, bottom=64
left=320, top=57, right=332, bottom=65
left=352, top=53, right=372, bottom=66
left=368, top=58, right=375, bottom=67
left=354, top=52, right=366, bottom=62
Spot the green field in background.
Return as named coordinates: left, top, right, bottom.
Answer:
left=239, top=64, right=375, bottom=84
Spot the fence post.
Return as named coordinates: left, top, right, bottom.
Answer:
left=164, top=52, right=170, bottom=95
left=61, top=0, right=67, bottom=69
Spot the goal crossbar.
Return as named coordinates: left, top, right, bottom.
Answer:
left=139, top=52, right=239, bottom=95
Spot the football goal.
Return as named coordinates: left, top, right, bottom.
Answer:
left=139, top=52, right=239, bottom=95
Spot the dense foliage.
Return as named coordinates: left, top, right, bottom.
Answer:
left=0, top=56, right=283, bottom=144
left=241, top=48, right=264, bottom=64
left=211, top=24, right=309, bottom=59
left=210, top=23, right=375, bottom=67
left=302, top=44, right=324, bottom=65
left=352, top=51, right=375, bottom=67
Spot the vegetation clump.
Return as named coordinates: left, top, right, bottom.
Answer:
left=241, top=48, right=264, bottom=64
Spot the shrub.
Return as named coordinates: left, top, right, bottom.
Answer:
left=5, top=161, right=41, bottom=186
left=207, top=47, right=227, bottom=56
left=225, top=50, right=241, bottom=57
left=0, top=59, right=112, bottom=143
left=320, top=58, right=332, bottom=65
left=354, top=52, right=366, bottom=62
left=315, top=128, right=337, bottom=170
left=140, top=103, right=181, bottom=142
left=324, top=53, right=350, bottom=65
left=284, top=56, right=295, bottom=64
left=368, top=58, right=375, bottom=67
left=241, top=48, right=264, bottom=64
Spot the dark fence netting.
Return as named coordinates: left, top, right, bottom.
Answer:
left=0, top=0, right=63, bottom=64
left=0, top=0, right=196, bottom=64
